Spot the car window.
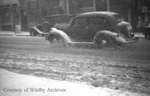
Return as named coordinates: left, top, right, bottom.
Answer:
left=71, top=18, right=87, bottom=28
left=114, top=14, right=123, bottom=22
left=87, top=17, right=112, bottom=31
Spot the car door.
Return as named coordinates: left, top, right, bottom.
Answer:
left=68, top=17, right=89, bottom=41
left=86, top=16, right=113, bottom=41
left=87, top=16, right=113, bottom=32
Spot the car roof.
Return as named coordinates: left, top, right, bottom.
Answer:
left=76, top=11, right=119, bottom=18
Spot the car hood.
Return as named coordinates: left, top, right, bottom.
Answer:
left=54, top=23, right=70, bottom=31
left=117, top=21, right=134, bottom=38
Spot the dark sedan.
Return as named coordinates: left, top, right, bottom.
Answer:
left=46, top=11, right=137, bottom=48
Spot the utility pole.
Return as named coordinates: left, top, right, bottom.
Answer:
left=15, top=0, right=24, bottom=33
left=66, top=0, right=70, bottom=15
left=93, top=0, right=96, bottom=11
left=37, top=0, right=42, bottom=22
left=106, top=0, right=110, bottom=11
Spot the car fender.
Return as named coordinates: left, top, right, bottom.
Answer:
left=94, top=30, right=118, bottom=42
left=48, top=28, right=72, bottom=43
left=117, top=21, right=133, bottom=38
left=93, top=30, right=118, bottom=47
left=93, top=30, right=132, bottom=46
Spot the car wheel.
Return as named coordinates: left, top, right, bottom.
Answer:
left=93, top=30, right=115, bottom=48
left=30, top=28, right=37, bottom=36
left=47, top=34, right=69, bottom=47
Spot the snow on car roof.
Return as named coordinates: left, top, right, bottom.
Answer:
left=76, top=11, right=118, bottom=18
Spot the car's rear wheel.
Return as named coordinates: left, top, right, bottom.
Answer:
left=30, top=28, right=38, bottom=36
left=47, top=34, right=69, bottom=47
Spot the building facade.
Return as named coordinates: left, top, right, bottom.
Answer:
left=132, top=0, right=150, bottom=29
left=96, top=0, right=150, bottom=30
left=38, top=0, right=96, bottom=23
left=1, top=0, right=149, bottom=31
left=0, top=0, right=19, bottom=31
left=0, top=0, right=96, bottom=31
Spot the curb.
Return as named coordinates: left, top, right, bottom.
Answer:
left=0, top=31, right=30, bottom=36
left=0, top=33, right=15, bottom=36
left=15, top=33, right=30, bottom=36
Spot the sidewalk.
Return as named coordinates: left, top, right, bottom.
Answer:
left=0, top=31, right=30, bottom=36
left=0, top=68, right=148, bottom=96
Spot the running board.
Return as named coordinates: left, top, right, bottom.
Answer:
left=68, top=42, right=95, bottom=48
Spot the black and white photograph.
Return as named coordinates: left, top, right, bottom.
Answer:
left=0, top=0, right=150, bottom=96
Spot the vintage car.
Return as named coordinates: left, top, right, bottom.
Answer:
left=144, top=25, right=150, bottom=39
left=137, top=24, right=150, bottom=39
left=46, top=11, right=138, bottom=48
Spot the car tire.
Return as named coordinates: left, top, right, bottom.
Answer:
left=93, top=30, right=116, bottom=48
left=47, top=34, right=69, bottom=47
left=30, top=28, right=38, bottom=36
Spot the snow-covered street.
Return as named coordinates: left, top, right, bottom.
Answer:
left=0, top=36, right=150, bottom=96
left=0, top=68, right=148, bottom=96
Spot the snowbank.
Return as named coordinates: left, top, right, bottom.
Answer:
left=0, top=68, right=148, bottom=96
